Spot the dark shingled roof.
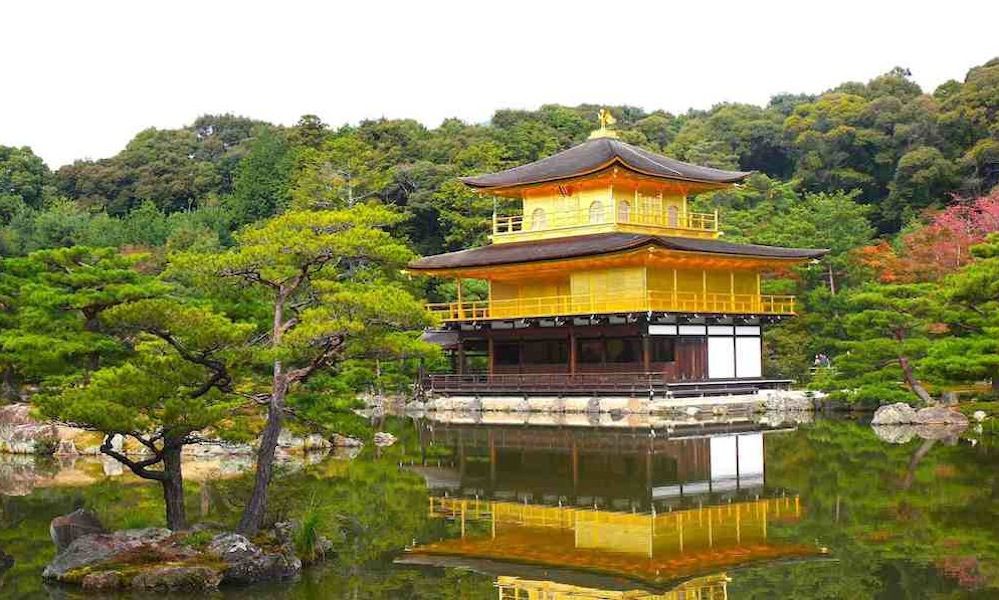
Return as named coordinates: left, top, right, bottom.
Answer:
left=461, top=137, right=751, bottom=189
left=408, top=233, right=828, bottom=271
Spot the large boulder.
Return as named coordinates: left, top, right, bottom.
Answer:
left=914, top=406, right=970, bottom=426
left=871, top=402, right=918, bottom=425
left=207, top=533, right=301, bottom=585
left=50, top=508, right=107, bottom=553
left=42, top=528, right=172, bottom=581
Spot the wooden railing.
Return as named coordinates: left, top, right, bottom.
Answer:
left=493, top=206, right=718, bottom=239
left=426, top=291, right=795, bottom=321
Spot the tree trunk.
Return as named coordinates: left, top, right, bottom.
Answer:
left=827, top=263, right=837, bottom=296
left=992, top=369, right=999, bottom=394
left=898, top=355, right=934, bottom=405
left=1, top=366, right=17, bottom=403
left=161, top=441, right=187, bottom=531
left=238, top=291, right=288, bottom=536
left=237, top=377, right=286, bottom=535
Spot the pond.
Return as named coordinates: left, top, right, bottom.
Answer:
left=1, top=414, right=997, bottom=598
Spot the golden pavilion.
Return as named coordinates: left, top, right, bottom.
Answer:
left=408, top=111, right=826, bottom=397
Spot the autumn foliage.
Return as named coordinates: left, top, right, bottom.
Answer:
left=855, top=190, right=999, bottom=283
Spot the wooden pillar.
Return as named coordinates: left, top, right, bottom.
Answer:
left=702, top=269, right=708, bottom=310
left=487, top=330, right=494, bottom=377
left=456, top=338, right=465, bottom=375
left=642, top=333, right=651, bottom=373
left=571, top=439, right=579, bottom=499
left=455, top=278, right=463, bottom=319
left=569, top=323, right=577, bottom=375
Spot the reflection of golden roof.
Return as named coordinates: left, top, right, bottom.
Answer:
left=497, top=573, right=731, bottom=600
left=416, top=496, right=817, bottom=586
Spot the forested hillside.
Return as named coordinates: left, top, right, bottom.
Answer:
left=1, top=58, right=998, bottom=404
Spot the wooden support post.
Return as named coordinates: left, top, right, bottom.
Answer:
left=456, top=278, right=463, bottom=319
left=491, top=501, right=496, bottom=539
left=487, top=331, right=494, bottom=377
left=642, top=333, right=651, bottom=373
left=569, top=323, right=577, bottom=376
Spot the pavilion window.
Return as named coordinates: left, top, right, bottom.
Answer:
left=588, top=201, right=605, bottom=224
left=668, top=205, right=679, bottom=228
left=522, top=339, right=568, bottom=364
left=530, top=208, right=547, bottom=231
left=617, top=200, right=631, bottom=223
left=606, top=338, right=641, bottom=363
left=494, top=342, right=520, bottom=366
left=577, top=338, right=604, bottom=363
left=651, top=338, right=676, bottom=362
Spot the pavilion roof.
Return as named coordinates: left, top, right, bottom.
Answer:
left=460, top=137, right=751, bottom=190
left=407, top=232, right=827, bottom=271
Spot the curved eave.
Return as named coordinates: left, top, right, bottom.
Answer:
left=407, top=235, right=829, bottom=277
left=461, top=158, right=751, bottom=193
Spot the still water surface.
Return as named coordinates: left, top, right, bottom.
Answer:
left=1, top=414, right=997, bottom=598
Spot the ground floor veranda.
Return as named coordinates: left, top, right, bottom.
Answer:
left=422, top=314, right=790, bottom=397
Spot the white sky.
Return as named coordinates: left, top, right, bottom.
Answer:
left=3, top=0, right=997, bottom=168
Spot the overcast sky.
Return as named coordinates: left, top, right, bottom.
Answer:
left=3, top=0, right=997, bottom=167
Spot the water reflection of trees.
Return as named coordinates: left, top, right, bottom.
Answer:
left=732, top=420, right=999, bottom=596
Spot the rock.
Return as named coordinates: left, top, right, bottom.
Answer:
left=373, top=432, right=397, bottom=447
left=207, top=532, right=301, bottom=585
left=761, top=390, right=815, bottom=412
left=871, top=402, right=918, bottom=425
left=684, top=406, right=700, bottom=417
left=81, top=570, right=127, bottom=591
left=973, top=410, right=987, bottom=423
left=0, top=405, right=59, bottom=454
left=914, top=424, right=965, bottom=442
left=42, top=527, right=172, bottom=580
left=913, top=406, right=969, bottom=426
left=330, top=434, right=363, bottom=447
left=50, top=508, right=107, bottom=553
left=871, top=425, right=916, bottom=444
left=131, top=566, right=223, bottom=591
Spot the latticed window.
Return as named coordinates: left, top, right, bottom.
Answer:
left=588, top=201, right=605, bottom=224
left=617, top=200, right=631, bottom=223
left=668, top=205, right=679, bottom=227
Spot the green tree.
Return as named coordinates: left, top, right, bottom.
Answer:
left=170, top=204, right=434, bottom=535
left=38, top=299, right=252, bottom=529
left=923, top=234, right=999, bottom=393
left=0, top=247, right=168, bottom=394
left=227, top=127, right=294, bottom=224
left=817, top=283, right=936, bottom=405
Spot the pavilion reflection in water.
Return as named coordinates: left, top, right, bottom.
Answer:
left=403, top=421, right=818, bottom=594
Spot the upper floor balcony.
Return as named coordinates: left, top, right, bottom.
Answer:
left=492, top=203, right=719, bottom=244
left=427, top=290, right=796, bottom=322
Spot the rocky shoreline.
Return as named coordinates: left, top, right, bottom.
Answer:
left=0, top=403, right=349, bottom=457
left=41, top=509, right=322, bottom=592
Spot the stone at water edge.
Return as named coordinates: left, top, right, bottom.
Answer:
left=130, top=566, right=224, bottom=592
left=42, top=528, right=173, bottom=580
left=206, top=532, right=301, bottom=585
left=913, top=406, right=970, bottom=426
left=373, top=432, right=397, bottom=447
left=50, top=508, right=107, bottom=552
left=871, top=402, right=918, bottom=425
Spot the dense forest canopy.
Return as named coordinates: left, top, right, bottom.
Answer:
left=1, top=58, right=998, bottom=407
